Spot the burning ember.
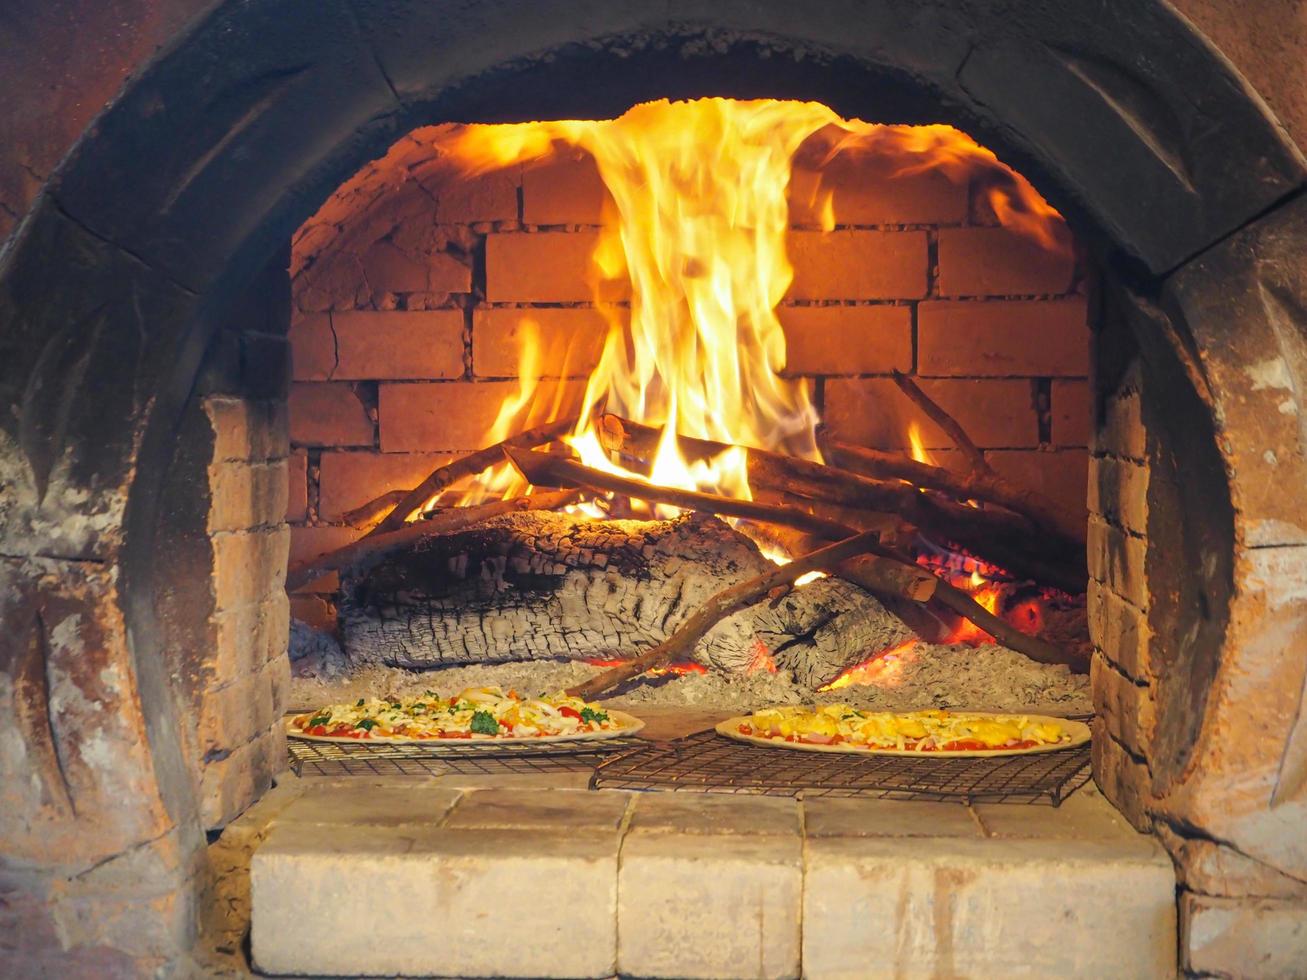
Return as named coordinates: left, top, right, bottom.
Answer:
left=422, top=98, right=1068, bottom=513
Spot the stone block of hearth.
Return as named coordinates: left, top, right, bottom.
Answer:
left=618, top=832, right=802, bottom=979
left=252, top=821, right=619, bottom=978
left=442, top=787, right=630, bottom=832
left=1182, top=893, right=1307, bottom=978
left=277, top=780, right=462, bottom=828
left=803, top=830, right=1175, bottom=978
left=627, top=790, right=800, bottom=836
left=803, top=797, right=982, bottom=838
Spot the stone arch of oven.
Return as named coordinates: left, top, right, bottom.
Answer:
left=0, top=0, right=1304, bottom=968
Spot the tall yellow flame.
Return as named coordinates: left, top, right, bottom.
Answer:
left=429, top=99, right=1067, bottom=510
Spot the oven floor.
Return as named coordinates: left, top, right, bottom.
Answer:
left=210, top=709, right=1176, bottom=978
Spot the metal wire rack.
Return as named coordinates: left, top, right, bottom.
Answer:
left=591, top=730, right=1093, bottom=805
left=286, top=734, right=646, bottom=778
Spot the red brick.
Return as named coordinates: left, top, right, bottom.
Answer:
left=289, top=594, right=337, bottom=632
left=197, top=655, right=287, bottom=756
left=1052, top=379, right=1091, bottom=445
left=205, top=395, right=289, bottom=463
left=1099, top=386, right=1146, bottom=460
left=1087, top=516, right=1149, bottom=609
left=917, top=299, right=1089, bottom=377
left=288, top=383, right=374, bottom=447
left=473, top=307, right=610, bottom=378
left=1091, top=653, right=1155, bottom=761
left=522, top=153, right=611, bottom=225
left=288, top=525, right=364, bottom=594
left=1088, top=455, right=1148, bottom=535
left=317, top=451, right=456, bottom=521
left=428, top=251, right=474, bottom=293
left=777, top=305, right=911, bottom=375
left=788, top=160, right=968, bottom=226
left=937, top=227, right=1076, bottom=297
left=200, top=726, right=284, bottom=829
left=289, top=313, right=336, bottom=381
left=787, top=230, right=928, bottom=300
left=379, top=380, right=585, bottom=452
left=823, top=377, right=1039, bottom=450
left=485, top=232, right=620, bottom=303
left=421, top=170, right=519, bottom=223
left=1088, top=580, right=1153, bottom=682
left=210, top=595, right=289, bottom=685
left=361, top=240, right=427, bottom=292
left=212, top=526, right=289, bottom=608
left=207, top=459, right=288, bottom=533
left=985, top=448, right=1088, bottom=520
left=1091, top=721, right=1153, bottom=831
left=294, top=250, right=369, bottom=312
left=331, top=310, right=464, bottom=380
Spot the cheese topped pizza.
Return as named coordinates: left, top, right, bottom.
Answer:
left=719, top=705, right=1087, bottom=756
left=288, top=685, right=641, bottom=743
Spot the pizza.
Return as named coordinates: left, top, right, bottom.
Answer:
left=287, top=685, right=642, bottom=744
left=717, top=705, right=1089, bottom=757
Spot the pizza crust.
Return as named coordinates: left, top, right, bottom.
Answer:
left=714, top=711, right=1090, bottom=757
left=287, top=709, right=644, bottom=746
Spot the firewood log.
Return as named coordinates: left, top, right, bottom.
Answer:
left=596, top=414, right=1086, bottom=590
left=338, top=510, right=912, bottom=687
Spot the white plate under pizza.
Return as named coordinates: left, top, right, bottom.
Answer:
left=716, top=705, right=1089, bottom=757
left=287, top=685, right=643, bottom=745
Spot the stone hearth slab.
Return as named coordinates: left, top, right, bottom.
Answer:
left=252, top=819, right=620, bottom=978
left=440, top=786, right=631, bottom=832
left=619, top=833, right=803, bottom=979
left=626, top=790, right=800, bottom=836
left=250, top=782, right=1175, bottom=978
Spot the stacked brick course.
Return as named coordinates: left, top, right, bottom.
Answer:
left=286, top=130, right=1091, bottom=620
left=151, top=256, right=294, bottom=830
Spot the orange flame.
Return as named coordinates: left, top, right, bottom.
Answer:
left=821, top=639, right=921, bottom=690
left=906, top=422, right=934, bottom=467
left=425, top=99, right=1067, bottom=513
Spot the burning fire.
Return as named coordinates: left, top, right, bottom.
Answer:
left=823, top=640, right=920, bottom=690
left=413, top=99, right=1067, bottom=688
left=425, top=99, right=1067, bottom=512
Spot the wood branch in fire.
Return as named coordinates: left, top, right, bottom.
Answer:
left=890, top=370, right=987, bottom=473
left=817, top=435, right=1085, bottom=546
left=596, top=413, right=1086, bottom=591
left=760, top=525, right=1080, bottom=670
left=504, top=445, right=863, bottom=539
left=339, top=511, right=911, bottom=685
left=284, top=490, right=580, bottom=592
left=565, top=529, right=884, bottom=699
left=367, top=416, right=578, bottom=536
left=756, top=524, right=937, bottom=604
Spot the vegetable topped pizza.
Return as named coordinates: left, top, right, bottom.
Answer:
left=288, top=685, right=641, bottom=743
left=718, top=705, right=1088, bottom=756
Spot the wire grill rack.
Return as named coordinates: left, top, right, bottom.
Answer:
left=592, top=730, right=1093, bottom=805
left=286, top=734, right=646, bottom=778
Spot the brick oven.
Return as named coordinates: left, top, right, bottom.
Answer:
left=1, top=1, right=1305, bottom=977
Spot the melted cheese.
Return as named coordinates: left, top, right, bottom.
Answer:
left=739, top=706, right=1068, bottom=751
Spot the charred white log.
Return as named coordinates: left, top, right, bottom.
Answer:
left=338, top=510, right=912, bottom=685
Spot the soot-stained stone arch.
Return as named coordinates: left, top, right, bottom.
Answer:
left=0, top=0, right=1304, bottom=969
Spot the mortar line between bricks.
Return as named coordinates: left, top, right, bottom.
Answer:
left=1087, top=575, right=1150, bottom=617
left=965, top=804, right=992, bottom=838
left=613, top=794, right=637, bottom=972
left=797, top=795, right=808, bottom=978
left=1091, top=648, right=1152, bottom=689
